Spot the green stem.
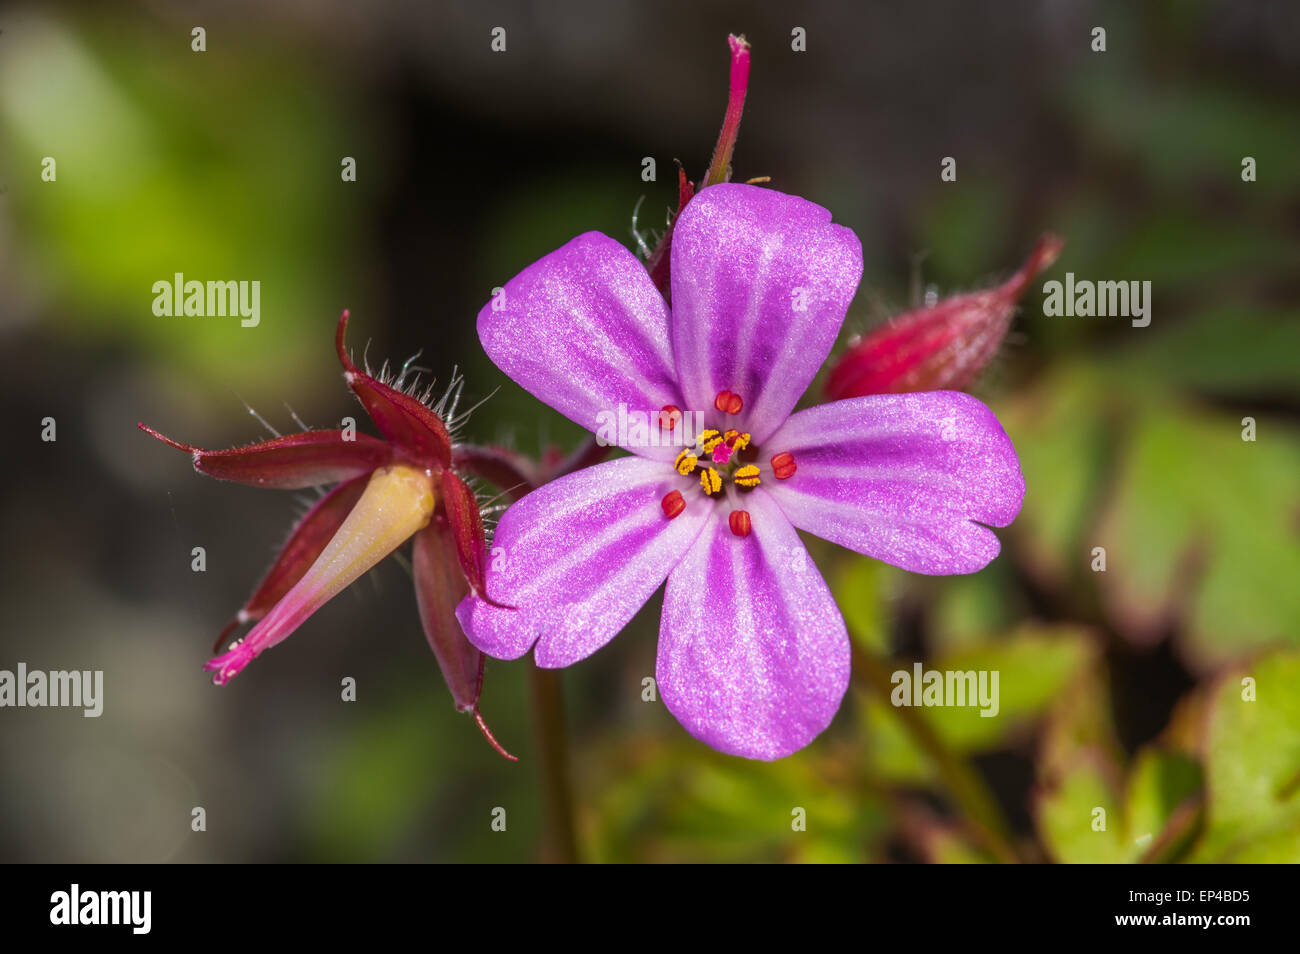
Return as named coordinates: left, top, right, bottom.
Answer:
left=851, top=645, right=1020, bottom=863
left=529, top=664, right=580, bottom=863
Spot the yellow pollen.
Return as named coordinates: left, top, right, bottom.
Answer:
left=700, top=429, right=724, bottom=453
left=675, top=449, right=699, bottom=475
left=733, top=464, right=761, bottom=488
left=732, top=432, right=751, bottom=452
left=700, top=467, right=723, bottom=495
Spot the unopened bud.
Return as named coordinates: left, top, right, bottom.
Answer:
left=826, top=234, right=1064, bottom=399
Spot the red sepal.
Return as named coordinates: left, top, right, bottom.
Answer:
left=335, top=310, right=452, bottom=470
left=138, top=423, right=392, bottom=489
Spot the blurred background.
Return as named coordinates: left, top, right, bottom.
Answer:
left=0, top=0, right=1296, bottom=862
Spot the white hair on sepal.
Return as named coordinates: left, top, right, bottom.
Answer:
left=630, top=194, right=652, bottom=259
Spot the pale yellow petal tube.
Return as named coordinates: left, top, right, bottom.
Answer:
left=205, top=464, right=436, bottom=683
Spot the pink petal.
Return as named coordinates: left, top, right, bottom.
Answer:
left=762, top=391, right=1025, bottom=575
left=456, top=457, right=711, bottom=666
left=138, top=423, right=392, bottom=489
left=477, top=233, right=685, bottom=459
left=669, top=183, right=863, bottom=443
left=657, top=490, right=850, bottom=760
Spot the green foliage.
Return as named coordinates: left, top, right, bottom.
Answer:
left=585, top=736, right=887, bottom=863
left=1192, top=651, right=1300, bottom=862
left=0, top=17, right=373, bottom=391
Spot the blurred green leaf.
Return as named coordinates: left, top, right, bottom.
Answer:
left=1191, top=651, right=1300, bottom=862
left=586, top=735, right=884, bottom=862
left=1123, top=748, right=1202, bottom=860
left=831, top=555, right=896, bottom=655
left=997, top=363, right=1115, bottom=589
left=928, top=558, right=1025, bottom=652
left=1037, top=749, right=1128, bottom=863
left=0, top=15, right=373, bottom=391
left=1036, top=673, right=1202, bottom=863
left=862, top=625, right=1095, bottom=783
left=1095, top=402, right=1300, bottom=664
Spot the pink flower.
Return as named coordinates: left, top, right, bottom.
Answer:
left=457, top=183, right=1025, bottom=760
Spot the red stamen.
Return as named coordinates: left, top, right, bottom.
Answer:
left=661, top=490, right=686, bottom=519
left=771, top=452, right=797, bottom=480
left=658, top=404, right=682, bottom=431
left=715, top=390, right=743, bottom=415
left=728, top=509, right=752, bottom=538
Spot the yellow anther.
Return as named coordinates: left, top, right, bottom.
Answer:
left=700, top=429, right=723, bottom=453
left=674, top=450, right=698, bottom=475
left=734, top=464, right=761, bottom=488
left=732, top=432, right=751, bottom=452
left=723, top=429, right=739, bottom=443
left=700, top=467, right=723, bottom=495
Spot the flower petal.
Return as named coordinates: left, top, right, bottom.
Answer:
left=762, top=391, right=1025, bottom=575
left=657, top=489, right=849, bottom=760
left=138, top=423, right=392, bottom=489
left=456, top=456, right=710, bottom=667
left=212, top=475, right=369, bottom=650
left=477, top=232, right=684, bottom=458
left=669, top=183, right=863, bottom=443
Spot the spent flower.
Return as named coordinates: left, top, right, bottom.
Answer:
left=140, top=311, right=515, bottom=758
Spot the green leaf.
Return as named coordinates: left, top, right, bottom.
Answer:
left=1094, top=402, right=1300, bottom=664
left=1191, top=651, right=1300, bottom=862
left=861, top=625, right=1095, bottom=782
left=831, top=555, right=896, bottom=655
left=1036, top=749, right=1128, bottom=863
left=995, top=364, right=1115, bottom=590
left=1123, top=748, right=1202, bottom=861
left=586, top=736, right=887, bottom=862
left=1036, top=663, right=1202, bottom=863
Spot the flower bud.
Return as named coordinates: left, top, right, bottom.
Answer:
left=826, top=234, right=1064, bottom=399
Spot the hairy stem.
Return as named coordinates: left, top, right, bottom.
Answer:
left=452, top=444, right=537, bottom=502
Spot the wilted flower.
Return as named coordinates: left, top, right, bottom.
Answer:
left=826, top=234, right=1065, bottom=399
left=458, top=182, right=1025, bottom=760
left=140, top=311, right=514, bottom=757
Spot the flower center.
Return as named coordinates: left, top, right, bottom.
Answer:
left=659, top=392, right=798, bottom=535
left=674, top=427, right=759, bottom=494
